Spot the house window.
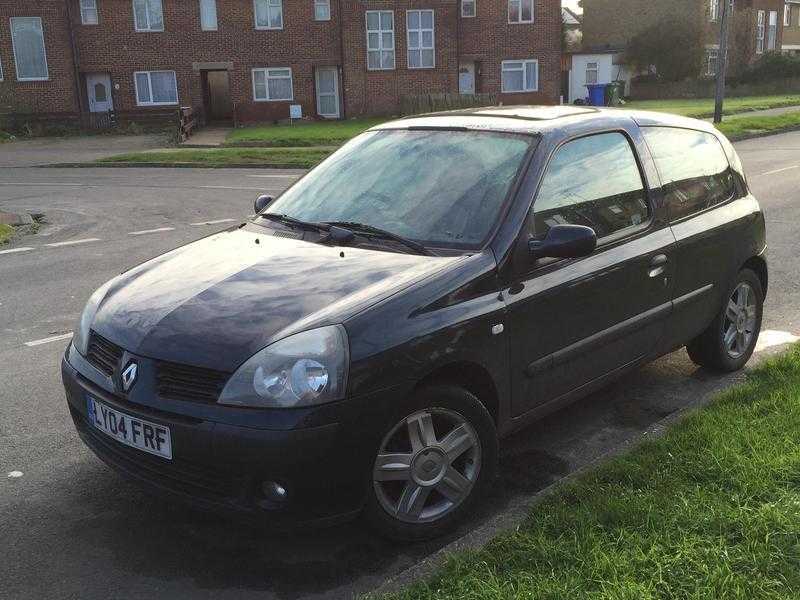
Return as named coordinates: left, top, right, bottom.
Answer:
left=81, top=0, right=99, bottom=25
left=314, top=0, right=331, bottom=21
left=501, top=59, right=538, bottom=93
left=585, top=61, right=598, bottom=85
left=134, top=70, right=178, bottom=105
left=254, top=0, right=283, bottom=29
left=366, top=11, right=395, bottom=70
left=252, top=67, right=293, bottom=101
left=767, top=10, right=778, bottom=50
left=508, top=0, right=533, bottom=23
left=407, top=10, right=434, bottom=69
left=462, top=0, right=476, bottom=17
left=785, top=3, right=791, bottom=27
left=706, top=49, right=719, bottom=76
left=756, top=10, right=765, bottom=53
left=200, top=0, right=217, bottom=30
left=709, top=0, right=719, bottom=22
left=10, top=17, right=49, bottom=81
left=133, top=0, right=164, bottom=31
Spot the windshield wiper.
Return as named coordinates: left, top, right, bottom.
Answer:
left=322, top=221, right=436, bottom=256
left=258, top=213, right=327, bottom=232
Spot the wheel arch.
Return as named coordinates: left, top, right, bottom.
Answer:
left=413, top=361, right=500, bottom=425
left=742, top=255, right=768, bottom=298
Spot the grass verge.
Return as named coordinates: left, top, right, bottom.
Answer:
left=0, top=223, right=14, bottom=244
left=225, top=117, right=387, bottom=147
left=625, top=94, right=800, bottom=118
left=380, top=347, right=800, bottom=599
left=715, top=111, right=800, bottom=140
left=94, top=147, right=332, bottom=169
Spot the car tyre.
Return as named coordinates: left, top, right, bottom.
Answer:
left=686, top=268, right=763, bottom=372
left=363, top=384, right=498, bottom=541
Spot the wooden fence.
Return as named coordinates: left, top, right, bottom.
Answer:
left=400, top=93, right=499, bottom=115
left=178, top=106, right=197, bottom=142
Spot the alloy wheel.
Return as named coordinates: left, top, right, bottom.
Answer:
left=723, top=281, right=758, bottom=359
left=372, top=408, right=481, bottom=524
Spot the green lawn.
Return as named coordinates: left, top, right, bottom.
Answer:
left=0, top=223, right=14, bottom=244
left=626, top=94, right=800, bottom=118
left=95, top=147, right=332, bottom=168
left=225, top=117, right=387, bottom=147
left=716, top=111, right=800, bottom=140
left=380, top=347, right=800, bottom=600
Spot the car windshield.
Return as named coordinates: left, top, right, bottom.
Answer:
left=264, top=129, right=535, bottom=250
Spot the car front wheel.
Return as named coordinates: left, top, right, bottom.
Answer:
left=364, top=384, right=498, bottom=541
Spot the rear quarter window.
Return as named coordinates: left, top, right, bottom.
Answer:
left=642, top=127, right=735, bottom=222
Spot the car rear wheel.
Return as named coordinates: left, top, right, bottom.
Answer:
left=686, top=268, right=763, bottom=372
left=364, top=384, right=498, bottom=541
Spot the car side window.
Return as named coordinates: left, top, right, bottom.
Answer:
left=532, top=132, right=650, bottom=240
left=642, top=127, right=735, bottom=222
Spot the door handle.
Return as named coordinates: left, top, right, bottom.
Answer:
left=648, top=254, right=668, bottom=278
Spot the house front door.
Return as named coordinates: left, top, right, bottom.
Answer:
left=316, top=67, right=340, bottom=119
left=86, top=73, right=113, bottom=113
left=459, top=62, right=475, bottom=95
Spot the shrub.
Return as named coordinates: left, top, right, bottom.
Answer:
left=626, top=15, right=705, bottom=82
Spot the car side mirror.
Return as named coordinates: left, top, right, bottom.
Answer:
left=528, top=225, right=597, bottom=260
left=254, top=194, right=274, bottom=214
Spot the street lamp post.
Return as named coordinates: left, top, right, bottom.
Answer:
left=714, top=0, right=734, bottom=124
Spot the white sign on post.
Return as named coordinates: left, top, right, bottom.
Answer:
left=289, top=104, right=302, bottom=120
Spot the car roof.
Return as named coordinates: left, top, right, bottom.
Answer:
left=371, top=105, right=719, bottom=138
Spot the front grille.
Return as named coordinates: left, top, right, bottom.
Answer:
left=156, top=360, right=230, bottom=403
left=86, top=332, right=124, bottom=376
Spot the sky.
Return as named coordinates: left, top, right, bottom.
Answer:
left=562, top=0, right=582, bottom=13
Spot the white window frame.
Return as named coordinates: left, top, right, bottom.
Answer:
left=407, top=10, right=435, bottom=69
left=585, top=61, right=599, bottom=85
left=767, top=10, right=778, bottom=50
left=133, top=0, right=164, bottom=32
left=0, top=56, right=4, bottom=82
left=706, top=49, right=719, bottom=76
left=366, top=10, right=395, bottom=71
left=501, top=59, right=538, bottom=93
left=133, top=70, right=178, bottom=106
left=251, top=67, right=294, bottom=102
left=785, top=3, right=791, bottom=27
left=756, top=10, right=765, bottom=54
left=81, top=0, right=99, bottom=25
left=461, top=0, right=476, bottom=18
left=199, top=0, right=218, bottom=30
left=314, top=0, right=331, bottom=21
left=709, top=0, right=719, bottom=22
left=508, top=0, right=533, bottom=24
left=254, top=0, right=283, bottom=30
left=10, top=17, right=49, bottom=82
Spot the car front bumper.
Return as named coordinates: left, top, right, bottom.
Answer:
left=62, top=351, right=409, bottom=527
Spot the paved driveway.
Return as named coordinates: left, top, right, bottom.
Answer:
left=0, top=134, right=166, bottom=168
left=1, top=132, right=800, bottom=599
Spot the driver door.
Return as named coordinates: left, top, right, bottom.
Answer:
left=505, top=131, right=675, bottom=418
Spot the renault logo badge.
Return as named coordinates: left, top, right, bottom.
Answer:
left=121, top=362, right=138, bottom=392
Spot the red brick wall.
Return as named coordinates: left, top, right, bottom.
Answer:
left=3, top=0, right=561, bottom=123
left=0, top=1, right=79, bottom=116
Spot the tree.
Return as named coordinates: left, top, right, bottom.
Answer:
left=625, top=15, right=706, bottom=82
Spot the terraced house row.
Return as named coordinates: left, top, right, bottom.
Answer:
left=0, top=0, right=561, bottom=125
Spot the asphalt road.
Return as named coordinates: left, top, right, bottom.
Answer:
left=2, top=132, right=800, bottom=600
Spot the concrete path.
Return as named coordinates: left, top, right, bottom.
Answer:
left=0, top=134, right=167, bottom=168
left=708, top=104, right=800, bottom=122
left=180, top=125, right=233, bottom=147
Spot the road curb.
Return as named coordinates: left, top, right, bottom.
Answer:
left=369, top=368, right=750, bottom=597
left=726, top=123, right=800, bottom=142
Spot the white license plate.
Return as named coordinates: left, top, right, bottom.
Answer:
left=87, top=396, right=172, bottom=460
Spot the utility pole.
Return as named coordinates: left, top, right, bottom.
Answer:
left=714, top=0, right=733, bottom=124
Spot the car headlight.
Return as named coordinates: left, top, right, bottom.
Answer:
left=73, top=280, right=115, bottom=356
left=218, top=325, right=349, bottom=408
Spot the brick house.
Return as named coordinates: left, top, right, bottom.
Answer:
left=0, top=0, right=561, bottom=126
left=582, top=0, right=785, bottom=77
left=783, top=0, right=800, bottom=53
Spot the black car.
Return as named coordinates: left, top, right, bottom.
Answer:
left=62, top=106, right=767, bottom=540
